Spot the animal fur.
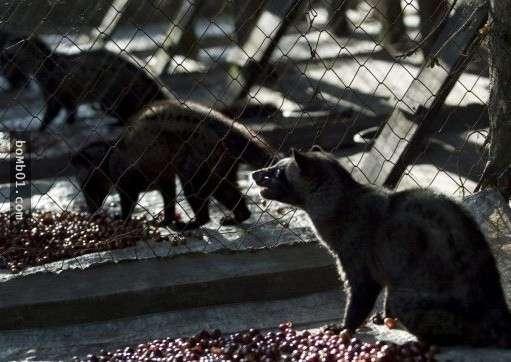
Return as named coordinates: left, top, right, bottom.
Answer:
left=252, top=146, right=511, bottom=347
left=0, top=36, right=170, bottom=130
left=0, top=31, right=29, bottom=90
left=72, top=100, right=278, bottom=230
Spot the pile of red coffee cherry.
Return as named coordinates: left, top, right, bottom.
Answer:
left=80, top=321, right=437, bottom=361
left=0, top=211, right=168, bottom=273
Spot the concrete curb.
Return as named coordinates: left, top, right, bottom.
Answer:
left=0, top=243, right=337, bottom=329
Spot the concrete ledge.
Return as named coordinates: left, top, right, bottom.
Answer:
left=1, top=290, right=345, bottom=361
left=3, top=289, right=511, bottom=361
left=0, top=243, right=337, bottom=329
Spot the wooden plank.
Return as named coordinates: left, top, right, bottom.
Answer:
left=354, top=0, right=489, bottom=187
left=149, top=0, right=205, bottom=76
left=222, top=0, right=308, bottom=103
left=80, top=0, right=201, bottom=55
left=150, top=0, right=306, bottom=105
left=85, top=0, right=132, bottom=49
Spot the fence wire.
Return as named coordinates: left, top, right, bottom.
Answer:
left=0, top=0, right=506, bottom=291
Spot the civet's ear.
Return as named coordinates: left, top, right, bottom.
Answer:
left=310, top=145, right=324, bottom=153
left=269, top=150, right=285, bottom=166
left=293, top=148, right=317, bottom=178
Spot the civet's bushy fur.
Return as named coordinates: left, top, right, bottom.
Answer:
left=72, top=100, right=278, bottom=230
left=0, top=36, right=170, bottom=130
left=0, top=31, right=29, bottom=90
left=252, top=146, right=511, bottom=347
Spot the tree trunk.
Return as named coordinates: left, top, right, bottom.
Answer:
left=477, top=0, right=511, bottom=198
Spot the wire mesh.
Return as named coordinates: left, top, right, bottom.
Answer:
left=0, top=0, right=506, bottom=303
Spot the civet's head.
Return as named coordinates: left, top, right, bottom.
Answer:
left=71, top=141, right=115, bottom=214
left=252, top=145, right=355, bottom=209
left=0, top=36, right=52, bottom=75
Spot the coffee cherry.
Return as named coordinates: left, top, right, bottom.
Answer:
left=384, top=317, right=398, bottom=329
left=339, top=329, right=352, bottom=344
left=0, top=211, right=170, bottom=273
left=80, top=322, right=437, bottom=361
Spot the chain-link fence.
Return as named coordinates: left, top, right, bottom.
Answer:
left=1, top=0, right=510, bottom=347
left=0, top=0, right=501, bottom=269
